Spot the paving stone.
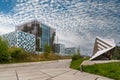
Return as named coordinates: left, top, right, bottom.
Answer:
left=0, top=60, right=113, bottom=80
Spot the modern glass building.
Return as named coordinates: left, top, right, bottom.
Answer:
left=55, top=43, right=65, bottom=55
left=65, top=47, right=78, bottom=55
left=54, top=44, right=79, bottom=55
left=3, top=20, right=55, bottom=52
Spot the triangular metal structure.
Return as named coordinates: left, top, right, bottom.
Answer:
left=90, top=36, right=116, bottom=60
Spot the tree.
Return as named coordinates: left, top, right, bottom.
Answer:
left=113, top=46, right=120, bottom=60
left=44, top=44, right=51, bottom=58
left=0, top=36, right=9, bottom=62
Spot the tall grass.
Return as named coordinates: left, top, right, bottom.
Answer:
left=0, top=46, right=72, bottom=64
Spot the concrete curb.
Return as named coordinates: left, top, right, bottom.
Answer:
left=0, top=59, right=71, bottom=69
left=81, top=60, right=120, bottom=66
left=80, top=60, right=120, bottom=71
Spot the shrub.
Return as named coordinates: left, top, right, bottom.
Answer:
left=72, top=53, right=81, bottom=61
left=0, top=36, right=9, bottom=62
left=9, top=47, right=29, bottom=61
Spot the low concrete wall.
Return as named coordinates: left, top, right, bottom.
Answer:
left=80, top=60, right=120, bottom=71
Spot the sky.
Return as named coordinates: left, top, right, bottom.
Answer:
left=0, top=0, right=120, bottom=56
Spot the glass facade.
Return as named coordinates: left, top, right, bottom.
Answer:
left=41, top=23, right=50, bottom=51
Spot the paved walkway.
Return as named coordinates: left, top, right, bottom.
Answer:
left=0, top=59, right=113, bottom=80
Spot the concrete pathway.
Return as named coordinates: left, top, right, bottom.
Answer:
left=0, top=59, right=113, bottom=80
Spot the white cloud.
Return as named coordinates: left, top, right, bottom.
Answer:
left=0, top=25, right=15, bottom=34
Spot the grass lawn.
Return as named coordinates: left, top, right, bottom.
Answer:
left=70, top=58, right=86, bottom=70
left=83, top=62, right=120, bottom=80
left=70, top=58, right=120, bottom=80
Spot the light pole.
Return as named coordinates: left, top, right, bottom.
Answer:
left=56, top=35, right=59, bottom=62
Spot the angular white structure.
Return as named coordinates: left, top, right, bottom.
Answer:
left=90, top=36, right=116, bottom=60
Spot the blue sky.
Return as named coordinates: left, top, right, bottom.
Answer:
left=0, top=0, right=120, bottom=56
left=0, top=0, right=16, bottom=13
